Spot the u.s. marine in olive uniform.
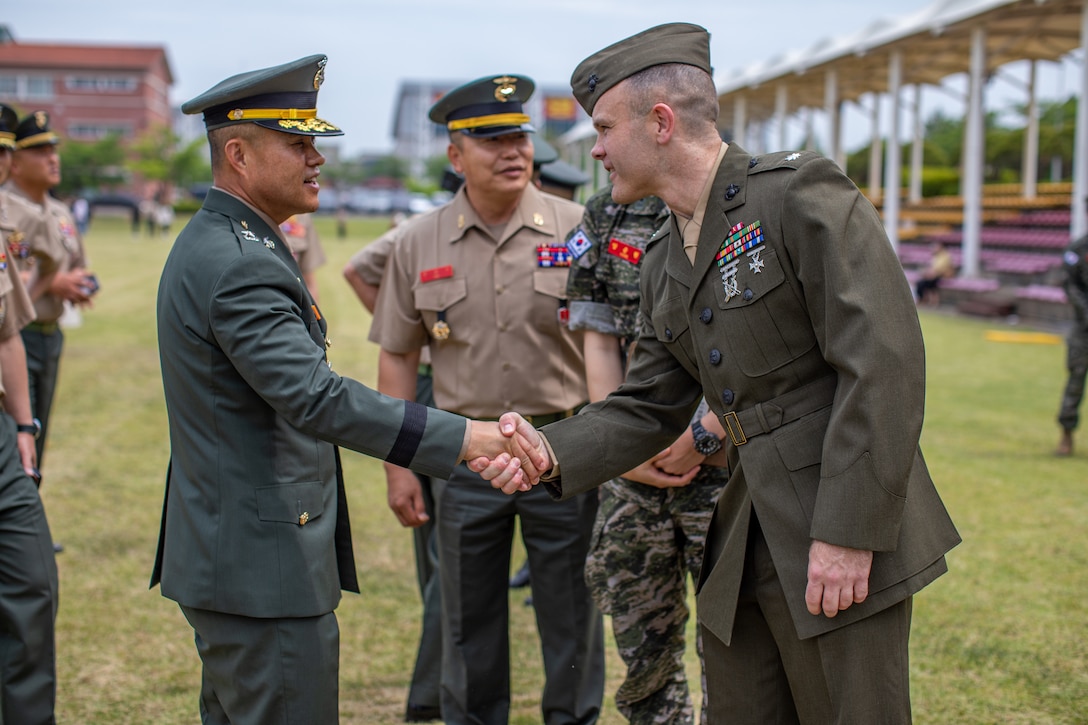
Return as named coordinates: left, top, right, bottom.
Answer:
left=566, top=186, right=727, bottom=723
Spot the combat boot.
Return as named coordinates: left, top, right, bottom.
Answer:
left=1055, top=429, right=1074, bottom=456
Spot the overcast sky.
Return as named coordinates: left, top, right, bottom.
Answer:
left=5, top=0, right=1080, bottom=156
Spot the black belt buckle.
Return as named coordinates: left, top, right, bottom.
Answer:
left=722, top=411, right=747, bottom=446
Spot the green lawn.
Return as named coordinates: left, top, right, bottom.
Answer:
left=39, top=212, right=1087, bottom=723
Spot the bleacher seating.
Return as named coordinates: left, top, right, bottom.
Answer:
left=886, top=184, right=1074, bottom=327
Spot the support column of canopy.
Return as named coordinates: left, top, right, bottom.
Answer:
left=961, top=25, right=987, bottom=278
left=1072, top=0, right=1088, bottom=239
left=884, top=50, right=904, bottom=249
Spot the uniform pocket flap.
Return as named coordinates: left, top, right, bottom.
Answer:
left=256, top=482, right=325, bottom=524
left=413, top=277, right=467, bottom=312
left=774, top=409, right=830, bottom=471
left=533, top=267, right=569, bottom=299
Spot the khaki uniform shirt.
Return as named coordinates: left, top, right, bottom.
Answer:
left=281, top=212, right=326, bottom=274
left=2, top=184, right=86, bottom=323
left=0, top=225, right=36, bottom=399
left=370, top=183, right=586, bottom=418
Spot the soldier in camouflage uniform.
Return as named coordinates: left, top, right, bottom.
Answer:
left=565, top=186, right=728, bottom=724
left=1056, top=233, right=1088, bottom=456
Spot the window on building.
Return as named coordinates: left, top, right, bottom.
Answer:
left=65, top=75, right=138, bottom=93
left=25, top=76, right=53, bottom=99
left=0, top=74, right=16, bottom=96
left=67, top=122, right=133, bottom=141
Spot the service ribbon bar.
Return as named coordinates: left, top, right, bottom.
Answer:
left=716, top=220, right=764, bottom=268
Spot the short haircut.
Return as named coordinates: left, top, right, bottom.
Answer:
left=625, top=63, right=719, bottom=129
left=208, top=123, right=264, bottom=172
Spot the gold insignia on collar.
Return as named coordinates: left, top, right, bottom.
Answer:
left=314, top=58, right=327, bottom=90
left=493, top=76, right=518, bottom=102
left=533, top=213, right=544, bottom=226
left=241, top=220, right=249, bottom=229
left=457, top=214, right=465, bottom=229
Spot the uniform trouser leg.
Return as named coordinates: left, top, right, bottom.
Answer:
left=1058, top=330, right=1088, bottom=431
left=0, top=418, right=58, bottom=725
left=437, top=464, right=516, bottom=725
left=437, top=465, right=604, bottom=725
left=585, top=486, right=693, bottom=724
left=180, top=606, right=340, bottom=725
left=406, top=474, right=442, bottom=710
left=20, top=328, right=63, bottom=467
left=521, top=488, right=604, bottom=725
left=407, top=372, right=442, bottom=711
left=703, top=519, right=912, bottom=725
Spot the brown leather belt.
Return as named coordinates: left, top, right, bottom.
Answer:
left=721, top=375, right=837, bottom=446
left=469, top=405, right=584, bottom=427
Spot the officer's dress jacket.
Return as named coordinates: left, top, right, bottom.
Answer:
left=152, top=189, right=466, bottom=619
left=543, top=145, right=960, bottom=643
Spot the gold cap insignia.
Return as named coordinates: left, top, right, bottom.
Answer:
left=34, top=111, right=48, bottom=129
left=314, top=57, right=327, bottom=90
left=493, top=76, right=518, bottom=102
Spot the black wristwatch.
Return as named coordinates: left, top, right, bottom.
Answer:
left=691, top=419, right=722, bottom=456
left=16, top=418, right=41, bottom=439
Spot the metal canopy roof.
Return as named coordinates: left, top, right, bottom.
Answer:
left=715, top=0, right=1085, bottom=125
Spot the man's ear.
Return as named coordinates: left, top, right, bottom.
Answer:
left=224, top=136, right=249, bottom=173
left=650, top=103, right=676, bottom=144
left=447, top=142, right=463, bottom=174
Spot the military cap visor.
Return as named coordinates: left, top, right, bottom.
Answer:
left=0, top=104, right=17, bottom=149
left=12, top=111, right=60, bottom=149
left=182, top=54, right=343, bottom=136
left=571, top=22, right=712, bottom=114
left=429, top=74, right=536, bottom=138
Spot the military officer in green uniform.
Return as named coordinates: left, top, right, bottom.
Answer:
left=476, top=24, right=961, bottom=723
left=0, top=102, right=59, bottom=725
left=152, top=55, right=539, bottom=725
left=566, top=186, right=727, bottom=723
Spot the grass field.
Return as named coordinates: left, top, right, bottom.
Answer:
left=38, top=212, right=1087, bottom=723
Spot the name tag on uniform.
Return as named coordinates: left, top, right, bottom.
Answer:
left=607, top=239, right=643, bottom=265
left=420, top=265, right=453, bottom=283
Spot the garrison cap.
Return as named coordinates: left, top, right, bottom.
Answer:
left=0, top=104, right=17, bottom=149
left=14, top=111, right=59, bottom=149
left=182, top=54, right=343, bottom=136
left=570, top=22, right=712, bottom=114
left=429, top=74, right=535, bottom=138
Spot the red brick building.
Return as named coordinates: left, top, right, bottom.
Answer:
left=0, top=27, right=173, bottom=143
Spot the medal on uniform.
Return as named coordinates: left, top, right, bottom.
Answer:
left=432, top=309, right=451, bottom=341
left=263, top=236, right=275, bottom=249
left=717, top=220, right=765, bottom=301
left=537, top=245, right=571, bottom=267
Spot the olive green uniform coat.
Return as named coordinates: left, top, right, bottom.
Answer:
left=151, top=189, right=466, bottom=618
left=542, top=145, right=960, bottom=648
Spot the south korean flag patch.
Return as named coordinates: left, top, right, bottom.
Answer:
left=566, top=229, right=593, bottom=259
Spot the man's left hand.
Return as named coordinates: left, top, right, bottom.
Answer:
left=805, top=540, right=873, bottom=617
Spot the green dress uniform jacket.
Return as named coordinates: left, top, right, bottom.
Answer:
left=152, top=189, right=466, bottom=619
left=542, top=144, right=960, bottom=644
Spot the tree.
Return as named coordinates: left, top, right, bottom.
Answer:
left=58, top=134, right=128, bottom=196
left=129, top=123, right=211, bottom=194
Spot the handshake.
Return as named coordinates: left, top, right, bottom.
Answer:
left=464, top=413, right=553, bottom=493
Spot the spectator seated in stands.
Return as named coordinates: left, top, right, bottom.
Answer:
left=916, top=242, right=955, bottom=305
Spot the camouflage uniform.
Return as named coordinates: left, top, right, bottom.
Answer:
left=565, top=187, right=727, bottom=724
left=1058, top=234, right=1088, bottom=433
